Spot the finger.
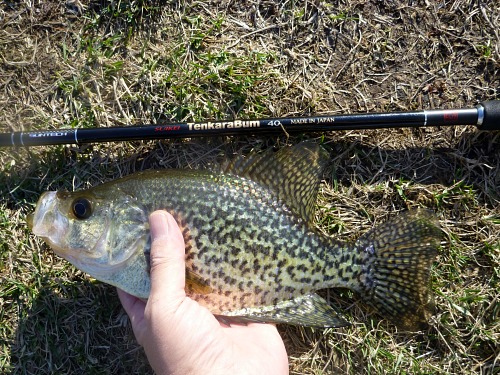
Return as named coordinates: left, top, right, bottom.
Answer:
left=117, top=288, right=146, bottom=322
left=117, top=288, right=147, bottom=344
left=148, top=211, right=186, bottom=301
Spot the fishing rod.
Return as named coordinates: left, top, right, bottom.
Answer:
left=1, top=100, right=499, bottom=147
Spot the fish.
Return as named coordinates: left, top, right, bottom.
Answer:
left=28, top=142, right=442, bottom=329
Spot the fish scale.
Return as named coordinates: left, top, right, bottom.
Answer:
left=109, top=171, right=330, bottom=311
left=28, top=142, right=443, bottom=329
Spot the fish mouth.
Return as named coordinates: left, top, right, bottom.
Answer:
left=30, top=191, right=69, bottom=243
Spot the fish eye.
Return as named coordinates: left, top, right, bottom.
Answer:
left=72, top=198, right=92, bottom=220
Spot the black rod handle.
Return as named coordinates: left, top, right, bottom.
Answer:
left=479, top=101, right=500, bottom=130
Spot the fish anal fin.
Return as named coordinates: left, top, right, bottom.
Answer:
left=218, top=293, right=349, bottom=328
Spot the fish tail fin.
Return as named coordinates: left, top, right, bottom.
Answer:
left=354, top=209, right=442, bottom=330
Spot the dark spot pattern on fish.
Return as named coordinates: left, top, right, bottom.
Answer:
left=31, top=143, right=441, bottom=329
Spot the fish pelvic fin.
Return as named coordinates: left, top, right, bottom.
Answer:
left=354, top=209, right=442, bottom=330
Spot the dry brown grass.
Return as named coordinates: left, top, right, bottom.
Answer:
left=1, top=0, right=499, bottom=374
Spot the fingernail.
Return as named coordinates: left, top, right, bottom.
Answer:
left=149, top=211, right=169, bottom=239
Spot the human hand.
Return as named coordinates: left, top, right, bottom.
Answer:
left=118, top=210, right=289, bottom=375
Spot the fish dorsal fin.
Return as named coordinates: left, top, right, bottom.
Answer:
left=224, top=142, right=329, bottom=223
left=216, top=293, right=350, bottom=328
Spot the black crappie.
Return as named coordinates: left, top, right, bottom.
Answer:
left=28, top=142, right=442, bottom=329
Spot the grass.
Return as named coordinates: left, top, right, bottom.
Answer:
left=1, top=0, right=499, bottom=374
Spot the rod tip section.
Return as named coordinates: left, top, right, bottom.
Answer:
left=479, top=100, right=500, bottom=131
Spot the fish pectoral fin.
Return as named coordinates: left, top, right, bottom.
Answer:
left=186, top=270, right=213, bottom=294
left=218, top=293, right=349, bottom=328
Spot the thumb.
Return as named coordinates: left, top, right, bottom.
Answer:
left=148, top=211, right=186, bottom=303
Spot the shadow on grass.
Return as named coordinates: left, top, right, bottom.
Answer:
left=2, top=130, right=498, bottom=205
left=7, top=280, right=152, bottom=374
left=0, top=132, right=498, bottom=374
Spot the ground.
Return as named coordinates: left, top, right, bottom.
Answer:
left=0, top=0, right=499, bottom=374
